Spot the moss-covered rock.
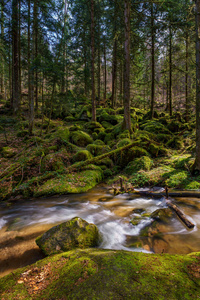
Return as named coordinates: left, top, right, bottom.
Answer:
left=41, top=153, right=66, bottom=172
left=151, top=208, right=174, bottom=223
left=117, top=138, right=132, bottom=148
left=73, top=150, right=93, bottom=162
left=1, top=146, right=17, bottom=158
left=36, top=217, right=100, bottom=255
left=34, top=168, right=103, bottom=197
left=148, top=143, right=168, bottom=157
left=166, top=136, right=184, bottom=150
left=165, top=171, right=189, bottom=188
left=55, top=127, right=70, bottom=142
left=2, top=248, right=200, bottom=299
left=84, top=121, right=103, bottom=132
left=93, top=139, right=105, bottom=146
left=125, top=156, right=153, bottom=175
left=70, top=130, right=93, bottom=147
left=86, top=144, right=109, bottom=156
left=98, top=110, right=118, bottom=125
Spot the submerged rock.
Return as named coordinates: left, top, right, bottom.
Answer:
left=36, top=217, right=100, bottom=255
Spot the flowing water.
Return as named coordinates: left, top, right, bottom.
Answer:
left=1, top=185, right=200, bottom=278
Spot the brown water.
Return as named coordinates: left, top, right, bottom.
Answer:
left=0, top=185, right=200, bottom=278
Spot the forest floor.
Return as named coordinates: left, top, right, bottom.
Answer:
left=0, top=99, right=199, bottom=202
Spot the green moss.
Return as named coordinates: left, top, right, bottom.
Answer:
left=117, top=138, right=132, bottom=148
left=55, top=126, right=70, bottom=142
left=41, top=153, right=66, bottom=172
left=16, top=129, right=29, bottom=137
left=73, top=150, right=93, bottom=162
left=128, top=171, right=150, bottom=187
left=86, top=144, right=109, bottom=156
left=70, top=130, right=93, bottom=147
left=148, top=143, right=168, bottom=158
left=36, top=217, right=100, bottom=255
left=84, top=121, right=103, bottom=132
left=166, top=136, right=184, bottom=150
left=165, top=171, right=189, bottom=188
left=93, top=139, right=105, bottom=146
left=34, top=168, right=103, bottom=197
left=141, top=120, right=171, bottom=135
left=1, top=146, right=17, bottom=158
left=2, top=249, right=200, bottom=300
left=119, top=130, right=130, bottom=139
left=101, top=121, right=113, bottom=129
left=185, top=181, right=200, bottom=190
left=125, top=156, right=153, bottom=175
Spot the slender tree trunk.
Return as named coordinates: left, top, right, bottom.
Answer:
left=111, top=1, right=118, bottom=108
left=9, top=18, right=12, bottom=105
left=91, top=0, right=96, bottom=121
left=33, top=0, right=38, bottom=112
left=194, top=0, right=200, bottom=172
left=185, top=31, right=189, bottom=122
left=0, top=1, right=5, bottom=99
left=169, top=22, right=172, bottom=116
left=150, top=1, right=155, bottom=119
left=18, top=0, right=21, bottom=105
left=123, top=0, right=132, bottom=132
left=120, top=61, right=123, bottom=106
left=12, top=0, right=20, bottom=114
left=103, top=37, right=107, bottom=100
left=28, top=0, right=34, bottom=135
left=111, top=39, right=117, bottom=108
left=97, top=16, right=101, bottom=103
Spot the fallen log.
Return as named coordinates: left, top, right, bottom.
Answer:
left=165, top=198, right=195, bottom=229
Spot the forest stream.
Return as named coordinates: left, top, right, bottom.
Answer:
left=1, top=185, right=200, bottom=278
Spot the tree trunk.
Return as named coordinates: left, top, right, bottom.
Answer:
left=185, top=31, right=189, bottom=122
left=28, top=0, right=34, bottom=135
left=12, top=0, right=20, bottom=114
left=111, top=38, right=117, bottom=108
left=123, top=0, right=132, bottom=132
left=0, top=1, right=5, bottom=99
left=18, top=0, right=21, bottom=106
left=103, top=37, right=107, bottom=100
left=91, top=0, right=96, bottom=121
left=33, top=0, right=38, bottom=112
left=194, top=0, right=200, bottom=172
left=97, top=16, right=101, bottom=103
left=169, top=22, right=172, bottom=116
left=150, top=2, right=155, bottom=119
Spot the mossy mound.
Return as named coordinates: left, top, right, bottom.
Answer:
left=36, top=217, right=100, bottom=255
left=165, top=171, right=189, bottom=188
left=141, top=120, right=171, bottom=135
left=73, top=150, right=93, bottom=162
left=125, top=156, right=153, bottom=175
left=84, top=121, right=103, bottom=132
left=151, top=208, right=174, bottom=223
left=34, top=168, right=103, bottom=197
left=1, top=146, right=17, bottom=158
left=41, top=153, right=66, bottom=172
left=55, top=127, right=70, bottom=142
left=119, top=147, right=149, bottom=167
left=86, top=144, right=109, bottom=156
left=1, top=249, right=200, bottom=299
left=117, top=138, right=132, bottom=148
left=98, top=110, right=118, bottom=125
left=70, top=130, right=93, bottom=147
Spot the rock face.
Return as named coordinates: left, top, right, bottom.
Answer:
left=36, top=217, right=100, bottom=255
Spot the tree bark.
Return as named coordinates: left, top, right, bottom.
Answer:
left=169, top=22, right=172, bottom=116
left=185, top=31, right=189, bottom=122
left=12, top=0, right=20, bottom=114
left=150, top=1, right=155, bottom=119
left=33, top=0, right=38, bottom=112
left=123, top=0, right=132, bottom=132
left=194, top=0, right=200, bottom=172
left=103, top=36, right=107, bottom=100
left=0, top=1, right=5, bottom=99
left=91, top=0, right=96, bottom=121
left=28, top=0, right=34, bottom=135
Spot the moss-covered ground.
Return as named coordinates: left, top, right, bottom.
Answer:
left=0, top=104, right=199, bottom=201
left=1, top=248, right=200, bottom=299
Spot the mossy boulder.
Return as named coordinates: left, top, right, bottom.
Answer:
left=70, top=130, right=93, bottom=147
left=125, top=156, right=153, bottom=175
left=98, top=110, right=118, bottom=125
left=41, top=153, right=65, bottom=172
left=84, top=121, right=103, bottom=133
left=1, top=146, right=17, bottom=158
left=148, top=143, right=168, bottom=157
left=55, top=127, right=70, bottom=142
left=117, top=138, right=132, bottom=148
left=93, top=139, right=105, bottom=146
left=36, top=217, right=100, bottom=255
left=86, top=144, right=109, bottom=156
left=151, top=208, right=174, bottom=223
left=34, top=168, right=103, bottom=197
left=165, top=171, right=189, bottom=188
left=73, top=150, right=93, bottom=162
left=166, top=136, right=184, bottom=150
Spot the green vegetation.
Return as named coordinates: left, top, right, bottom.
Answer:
left=1, top=248, right=200, bottom=299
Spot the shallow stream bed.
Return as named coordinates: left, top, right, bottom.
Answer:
left=1, top=185, right=200, bottom=278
